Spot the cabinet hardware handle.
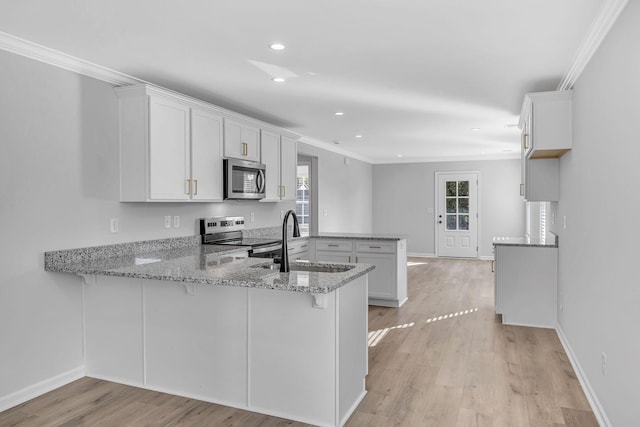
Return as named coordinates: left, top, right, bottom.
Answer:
left=194, top=179, right=198, bottom=195
left=523, top=133, right=529, bottom=149
left=301, top=245, right=308, bottom=249
left=349, top=256, right=352, bottom=262
left=281, top=186, right=285, bottom=198
left=491, top=260, right=495, bottom=273
left=328, top=244, right=339, bottom=247
left=242, top=142, right=248, bottom=156
left=369, top=246, right=381, bottom=249
left=520, top=184, right=524, bottom=196
left=355, top=256, right=358, bottom=263
left=186, top=179, right=191, bottom=195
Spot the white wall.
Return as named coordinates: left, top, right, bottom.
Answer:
left=372, top=160, right=523, bottom=258
left=557, top=2, right=640, bottom=425
left=0, top=50, right=371, bottom=405
left=297, top=142, right=373, bottom=234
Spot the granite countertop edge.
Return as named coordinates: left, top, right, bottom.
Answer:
left=44, top=236, right=372, bottom=294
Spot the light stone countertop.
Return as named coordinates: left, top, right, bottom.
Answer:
left=44, top=237, right=373, bottom=294
left=492, top=234, right=558, bottom=248
left=311, top=232, right=408, bottom=241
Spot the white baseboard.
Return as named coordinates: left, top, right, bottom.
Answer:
left=0, top=366, right=85, bottom=412
left=556, top=325, right=611, bottom=427
left=407, top=253, right=436, bottom=258
left=479, top=255, right=494, bottom=261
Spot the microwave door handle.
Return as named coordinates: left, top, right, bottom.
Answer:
left=257, top=170, right=265, bottom=193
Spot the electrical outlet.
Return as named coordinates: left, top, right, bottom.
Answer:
left=563, top=215, right=567, bottom=230
left=110, top=218, right=119, bottom=233
left=601, top=352, right=607, bottom=376
left=173, top=216, right=180, bottom=228
left=164, top=216, right=171, bottom=229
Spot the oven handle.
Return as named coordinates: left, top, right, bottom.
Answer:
left=257, top=169, right=265, bottom=193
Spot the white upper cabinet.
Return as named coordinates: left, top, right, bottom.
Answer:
left=148, top=96, right=191, bottom=200
left=116, top=85, right=223, bottom=202
left=279, top=136, right=297, bottom=201
left=224, top=118, right=260, bottom=162
left=191, top=108, right=224, bottom=201
left=260, top=131, right=297, bottom=202
left=521, top=90, right=573, bottom=159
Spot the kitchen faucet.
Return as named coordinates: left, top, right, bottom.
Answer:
left=280, top=210, right=301, bottom=273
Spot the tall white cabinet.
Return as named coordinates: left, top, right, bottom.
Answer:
left=116, top=85, right=224, bottom=202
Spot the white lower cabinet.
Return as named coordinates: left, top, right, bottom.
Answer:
left=287, top=240, right=309, bottom=261
left=494, top=244, right=558, bottom=328
left=312, top=238, right=407, bottom=307
left=83, top=274, right=368, bottom=427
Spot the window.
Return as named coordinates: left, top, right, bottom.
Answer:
left=296, top=163, right=310, bottom=236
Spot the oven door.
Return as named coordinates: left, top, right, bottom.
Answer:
left=224, top=159, right=266, bottom=200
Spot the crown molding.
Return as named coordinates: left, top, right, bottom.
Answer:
left=297, top=136, right=374, bottom=164
left=557, top=0, right=629, bottom=90
left=0, top=31, right=145, bottom=86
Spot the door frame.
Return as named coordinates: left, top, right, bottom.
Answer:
left=434, top=171, right=481, bottom=258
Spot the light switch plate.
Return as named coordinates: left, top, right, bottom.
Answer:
left=110, top=218, right=119, bottom=233
left=173, top=216, right=180, bottom=228
left=164, top=216, right=171, bottom=229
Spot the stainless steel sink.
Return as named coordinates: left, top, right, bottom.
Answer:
left=252, top=262, right=355, bottom=273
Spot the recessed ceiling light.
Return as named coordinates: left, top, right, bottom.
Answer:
left=272, top=77, right=285, bottom=83
left=355, top=134, right=363, bottom=138
left=334, top=112, right=344, bottom=116
left=471, top=128, right=481, bottom=131
left=397, top=154, right=403, bottom=158
left=269, top=43, right=285, bottom=51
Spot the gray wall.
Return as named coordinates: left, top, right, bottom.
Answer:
left=0, top=50, right=371, bottom=403
left=557, top=2, right=640, bottom=425
left=372, top=160, right=523, bottom=258
left=297, top=142, right=373, bottom=234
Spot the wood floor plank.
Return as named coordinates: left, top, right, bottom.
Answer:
left=0, top=258, right=598, bottom=427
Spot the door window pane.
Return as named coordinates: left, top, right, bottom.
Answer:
left=446, top=215, right=457, bottom=230
left=446, top=198, right=457, bottom=213
left=446, top=181, right=457, bottom=196
left=459, top=215, right=469, bottom=230
left=458, top=181, right=469, bottom=196
left=458, top=198, right=469, bottom=213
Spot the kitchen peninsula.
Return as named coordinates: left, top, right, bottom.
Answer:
left=44, top=237, right=374, bottom=427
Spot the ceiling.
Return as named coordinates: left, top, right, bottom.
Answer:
left=0, top=0, right=605, bottom=163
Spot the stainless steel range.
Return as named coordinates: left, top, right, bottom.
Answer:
left=199, top=216, right=282, bottom=259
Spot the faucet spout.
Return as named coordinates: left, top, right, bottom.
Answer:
left=280, top=210, right=301, bottom=273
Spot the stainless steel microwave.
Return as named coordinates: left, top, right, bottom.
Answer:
left=223, top=158, right=266, bottom=200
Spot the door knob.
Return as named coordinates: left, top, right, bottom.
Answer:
left=438, top=214, right=442, bottom=218
left=438, top=220, right=442, bottom=224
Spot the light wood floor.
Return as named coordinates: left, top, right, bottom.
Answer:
left=0, top=258, right=598, bottom=427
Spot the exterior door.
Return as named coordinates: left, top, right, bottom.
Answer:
left=436, top=172, right=478, bottom=258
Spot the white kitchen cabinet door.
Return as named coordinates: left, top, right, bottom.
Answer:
left=191, top=108, right=223, bottom=201
left=148, top=96, right=191, bottom=200
left=355, top=252, right=396, bottom=300
left=224, top=118, right=260, bottom=162
left=260, top=130, right=281, bottom=200
left=279, top=136, right=297, bottom=201
left=260, top=132, right=298, bottom=202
